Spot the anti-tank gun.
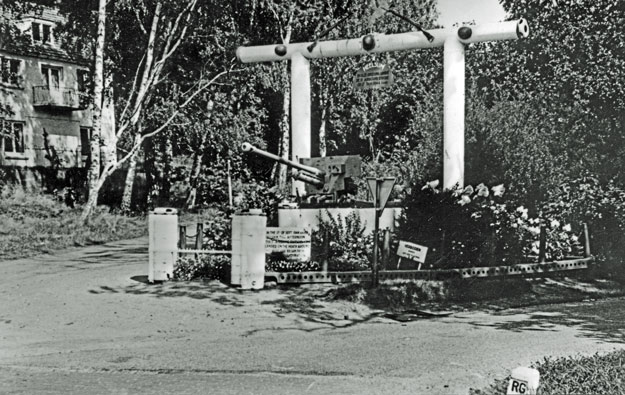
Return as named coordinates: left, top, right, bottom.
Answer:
left=242, top=143, right=361, bottom=202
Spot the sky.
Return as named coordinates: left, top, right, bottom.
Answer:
left=436, top=0, right=508, bottom=27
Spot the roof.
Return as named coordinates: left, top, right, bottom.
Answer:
left=0, top=4, right=89, bottom=66
left=1, top=43, right=90, bottom=66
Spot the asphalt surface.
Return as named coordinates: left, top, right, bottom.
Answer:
left=1, top=237, right=625, bottom=394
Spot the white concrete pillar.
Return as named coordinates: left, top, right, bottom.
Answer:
left=231, top=211, right=267, bottom=289
left=148, top=208, right=178, bottom=282
left=290, top=52, right=311, bottom=196
left=443, top=37, right=466, bottom=190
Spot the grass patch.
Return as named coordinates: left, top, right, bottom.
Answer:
left=472, top=350, right=625, bottom=395
left=328, top=276, right=625, bottom=311
left=327, top=278, right=533, bottom=311
left=0, top=186, right=147, bottom=260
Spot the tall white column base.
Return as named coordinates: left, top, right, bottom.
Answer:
left=290, top=52, right=311, bottom=196
left=443, top=37, right=466, bottom=190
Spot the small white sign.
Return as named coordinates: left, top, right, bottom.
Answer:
left=353, top=65, right=393, bottom=90
left=507, top=367, right=539, bottom=395
left=507, top=378, right=529, bottom=394
left=397, top=241, right=428, bottom=263
left=266, top=227, right=311, bottom=262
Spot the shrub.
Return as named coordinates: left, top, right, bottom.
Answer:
left=544, top=174, right=625, bottom=275
left=201, top=211, right=232, bottom=250
left=312, top=210, right=373, bottom=271
left=173, top=254, right=230, bottom=281
left=233, top=180, right=282, bottom=225
left=472, top=351, right=625, bottom=395
left=397, top=181, right=580, bottom=269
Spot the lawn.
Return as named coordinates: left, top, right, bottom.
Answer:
left=0, top=186, right=147, bottom=260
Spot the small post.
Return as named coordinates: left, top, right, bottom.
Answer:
left=583, top=223, right=591, bottom=258
left=539, top=223, right=547, bottom=263
left=382, top=228, right=391, bottom=269
left=367, top=177, right=395, bottom=287
left=322, top=229, right=329, bottom=272
left=195, top=223, right=204, bottom=250
left=178, top=225, right=187, bottom=249
left=440, top=230, right=446, bottom=262
left=372, top=210, right=380, bottom=286
left=227, top=159, right=233, bottom=209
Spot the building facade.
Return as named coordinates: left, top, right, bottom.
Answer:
left=0, top=6, right=114, bottom=187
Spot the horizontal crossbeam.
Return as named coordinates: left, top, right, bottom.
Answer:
left=236, top=19, right=529, bottom=63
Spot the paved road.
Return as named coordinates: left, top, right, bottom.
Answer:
left=1, top=238, right=624, bottom=394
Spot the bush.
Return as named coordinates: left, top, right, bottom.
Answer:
left=397, top=181, right=580, bottom=269
left=233, top=180, right=282, bottom=225
left=173, top=254, right=230, bottom=281
left=311, top=210, right=373, bottom=271
left=472, top=350, right=625, bottom=395
left=544, top=174, right=625, bottom=275
left=201, top=211, right=232, bottom=250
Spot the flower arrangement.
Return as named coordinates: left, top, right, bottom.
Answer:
left=398, top=181, right=581, bottom=269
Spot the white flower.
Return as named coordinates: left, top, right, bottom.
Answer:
left=562, top=224, right=572, bottom=232
left=458, top=195, right=471, bottom=205
left=476, top=183, right=489, bottom=197
left=571, top=235, right=579, bottom=242
left=491, top=184, right=506, bottom=197
left=422, top=180, right=440, bottom=190
left=463, top=185, right=474, bottom=195
left=550, top=219, right=560, bottom=229
left=515, top=206, right=528, bottom=219
left=528, top=226, right=540, bottom=235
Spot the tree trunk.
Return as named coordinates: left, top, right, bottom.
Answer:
left=81, top=0, right=107, bottom=221
left=274, top=62, right=290, bottom=192
left=120, top=132, right=141, bottom=213
left=101, top=74, right=117, bottom=169
left=185, top=142, right=206, bottom=210
left=0, top=120, right=5, bottom=165
left=271, top=26, right=291, bottom=193
left=319, top=89, right=330, bottom=158
left=161, top=130, right=173, bottom=203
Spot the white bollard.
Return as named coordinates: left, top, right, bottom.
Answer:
left=231, top=210, right=267, bottom=290
left=507, top=366, right=540, bottom=395
left=148, top=208, right=178, bottom=283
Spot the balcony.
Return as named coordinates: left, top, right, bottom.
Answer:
left=32, top=86, right=87, bottom=111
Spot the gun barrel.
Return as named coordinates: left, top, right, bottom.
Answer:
left=291, top=169, right=325, bottom=188
left=241, top=143, right=325, bottom=177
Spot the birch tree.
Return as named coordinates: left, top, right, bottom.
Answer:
left=83, top=0, right=106, bottom=219
left=78, top=0, right=237, bottom=219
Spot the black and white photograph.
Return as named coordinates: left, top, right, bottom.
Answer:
left=1, top=0, right=624, bottom=393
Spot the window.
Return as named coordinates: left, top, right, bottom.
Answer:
left=77, top=69, right=89, bottom=93
left=1, top=57, right=22, bottom=86
left=41, top=65, right=62, bottom=90
left=80, top=127, right=92, bottom=156
left=42, top=24, right=51, bottom=44
left=2, top=121, right=25, bottom=154
left=31, top=22, right=54, bottom=45
left=32, top=22, right=40, bottom=41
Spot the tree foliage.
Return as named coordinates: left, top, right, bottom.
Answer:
left=466, top=0, right=625, bottom=206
